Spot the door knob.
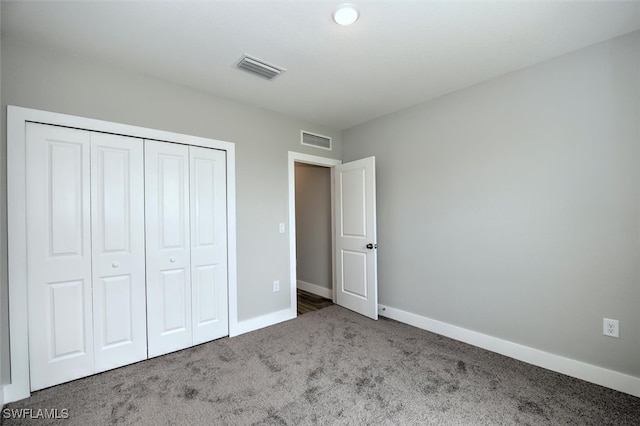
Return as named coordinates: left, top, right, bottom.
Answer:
left=169, top=257, right=176, bottom=263
left=366, top=243, right=377, bottom=250
left=111, top=262, right=119, bottom=268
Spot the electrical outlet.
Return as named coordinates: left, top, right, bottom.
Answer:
left=273, top=280, right=280, bottom=292
left=603, top=318, right=619, bottom=338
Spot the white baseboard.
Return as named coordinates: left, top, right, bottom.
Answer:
left=378, top=304, right=640, bottom=398
left=230, top=308, right=295, bottom=337
left=297, top=280, right=333, bottom=299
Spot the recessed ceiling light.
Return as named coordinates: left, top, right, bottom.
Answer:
left=332, top=3, right=359, bottom=26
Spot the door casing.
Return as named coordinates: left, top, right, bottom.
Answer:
left=288, top=152, right=378, bottom=318
left=288, top=152, right=342, bottom=311
left=5, top=106, right=237, bottom=403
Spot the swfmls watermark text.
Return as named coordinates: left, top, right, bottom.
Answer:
left=2, top=408, right=69, bottom=420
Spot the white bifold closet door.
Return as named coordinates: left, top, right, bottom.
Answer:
left=26, top=123, right=146, bottom=391
left=145, top=141, right=228, bottom=357
left=90, top=133, right=147, bottom=372
left=189, top=146, right=228, bottom=345
left=26, top=123, right=228, bottom=390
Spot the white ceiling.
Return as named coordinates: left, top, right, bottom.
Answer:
left=2, top=1, right=639, bottom=130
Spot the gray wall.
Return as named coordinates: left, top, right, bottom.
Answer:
left=342, top=31, right=640, bottom=377
left=295, top=163, right=332, bottom=290
left=0, top=37, right=342, bottom=381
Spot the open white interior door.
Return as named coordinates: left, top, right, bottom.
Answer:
left=334, top=157, right=378, bottom=320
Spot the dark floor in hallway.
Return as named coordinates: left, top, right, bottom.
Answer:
left=297, top=288, right=333, bottom=315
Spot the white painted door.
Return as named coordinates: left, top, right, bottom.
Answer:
left=22, top=120, right=231, bottom=394
left=334, top=157, right=378, bottom=320
left=145, top=140, right=193, bottom=357
left=189, top=147, right=228, bottom=344
left=26, top=123, right=94, bottom=390
left=90, top=133, right=147, bottom=372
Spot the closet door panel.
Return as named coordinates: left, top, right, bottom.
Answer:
left=160, top=269, right=189, bottom=331
left=26, top=123, right=94, bottom=391
left=145, top=140, right=192, bottom=357
left=190, top=147, right=228, bottom=343
left=91, top=133, right=147, bottom=372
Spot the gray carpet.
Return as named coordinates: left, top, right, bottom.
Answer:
left=3, top=305, right=639, bottom=425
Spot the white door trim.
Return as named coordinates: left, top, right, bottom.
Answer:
left=288, top=152, right=342, bottom=314
left=5, top=106, right=238, bottom=403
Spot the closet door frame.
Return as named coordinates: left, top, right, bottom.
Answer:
left=5, top=106, right=238, bottom=403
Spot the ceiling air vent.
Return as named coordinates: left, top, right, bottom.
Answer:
left=236, top=54, right=286, bottom=80
left=301, top=131, right=332, bottom=151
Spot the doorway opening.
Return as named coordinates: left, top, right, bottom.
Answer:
left=288, top=151, right=378, bottom=320
left=288, top=152, right=341, bottom=316
left=294, top=162, right=333, bottom=314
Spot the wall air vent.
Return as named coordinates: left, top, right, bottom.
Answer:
left=301, top=131, right=332, bottom=151
left=236, top=54, right=286, bottom=80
